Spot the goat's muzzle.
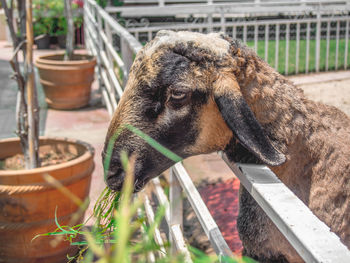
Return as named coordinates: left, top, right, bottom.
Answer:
left=105, top=167, right=125, bottom=192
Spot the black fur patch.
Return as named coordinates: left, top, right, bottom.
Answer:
left=157, top=51, right=191, bottom=87
left=215, top=95, right=285, bottom=166
left=225, top=140, right=263, bottom=164
left=155, top=90, right=209, bottom=155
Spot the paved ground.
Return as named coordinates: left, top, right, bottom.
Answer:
left=1, top=40, right=350, bottom=256
left=0, top=59, right=18, bottom=139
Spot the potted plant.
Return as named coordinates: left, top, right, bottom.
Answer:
left=0, top=1, right=94, bottom=262
left=35, top=0, right=96, bottom=110
left=33, top=0, right=54, bottom=49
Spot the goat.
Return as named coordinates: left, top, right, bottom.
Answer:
left=103, top=30, right=350, bottom=262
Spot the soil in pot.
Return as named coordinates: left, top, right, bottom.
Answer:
left=0, top=149, right=78, bottom=170
left=0, top=137, right=94, bottom=263
left=35, top=53, right=96, bottom=110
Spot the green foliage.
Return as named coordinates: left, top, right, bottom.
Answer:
left=96, top=0, right=108, bottom=8
left=111, top=0, right=124, bottom=7
left=32, top=0, right=83, bottom=36
left=32, top=0, right=54, bottom=35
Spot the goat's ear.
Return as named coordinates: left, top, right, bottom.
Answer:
left=213, top=74, right=286, bottom=166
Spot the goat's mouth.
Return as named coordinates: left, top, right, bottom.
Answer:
left=106, top=169, right=152, bottom=193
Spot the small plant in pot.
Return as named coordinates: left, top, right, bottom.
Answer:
left=0, top=1, right=94, bottom=262
left=35, top=0, right=96, bottom=110
left=33, top=0, right=54, bottom=49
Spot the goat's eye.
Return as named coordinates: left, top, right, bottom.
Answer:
left=170, top=90, right=187, bottom=100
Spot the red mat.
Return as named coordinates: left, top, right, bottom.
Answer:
left=199, top=178, right=243, bottom=255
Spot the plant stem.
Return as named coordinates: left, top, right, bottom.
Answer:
left=64, top=0, right=74, bottom=61
left=1, top=0, right=32, bottom=166
left=25, top=0, right=39, bottom=168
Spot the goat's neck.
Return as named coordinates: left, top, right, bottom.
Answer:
left=238, top=62, right=316, bottom=198
left=240, top=63, right=308, bottom=149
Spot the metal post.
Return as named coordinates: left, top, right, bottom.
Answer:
left=285, top=23, right=289, bottom=75
left=233, top=25, right=237, bottom=39
left=306, top=22, right=310, bottom=73
left=296, top=22, right=300, bottom=74
left=243, top=24, right=247, bottom=43
left=326, top=21, right=330, bottom=71
left=335, top=20, right=340, bottom=70
left=275, top=24, right=279, bottom=71
left=106, top=22, right=114, bottom=74
left=208, top=14, right=213, bottom=33
left=220, top=14, right=225, bottom=33
left=315, top=12, right=321, bottom=72
left=345, top=19, right=349, bottom=70
left=265, top=24, right=269, bottom=62
left=96, top=11, right=104, bottom=92
left=121, top=37, right=134, bottom=85
left=105, top=22, right=117, bottom=105
left=169, top=166, right=183, bottom=255
left=254, top=24, right=258, bottom=52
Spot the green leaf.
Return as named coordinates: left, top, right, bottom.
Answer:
left=124, top=124, right=182, bottom=163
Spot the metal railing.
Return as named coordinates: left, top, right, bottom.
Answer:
left=84, top=1, right=350, bottom=261
left=108, top=3, right=350, bottom=75
left=108, top=0, right=350, bottom=16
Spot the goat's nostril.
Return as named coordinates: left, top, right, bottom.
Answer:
left=106, top=168, right=125, bottom=191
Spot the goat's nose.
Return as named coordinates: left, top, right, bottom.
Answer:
left=106, top=168, right=125, bottom=192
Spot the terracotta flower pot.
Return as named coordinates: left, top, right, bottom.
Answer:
left=35, top=53, right=96, bottom=110
left=0, top=137, right=95, bottom=263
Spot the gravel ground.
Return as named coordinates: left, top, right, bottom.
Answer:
left=299, top=78, right=350, bottom=116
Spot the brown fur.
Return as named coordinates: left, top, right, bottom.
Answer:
left=185, top=96, right=233, bottom=155
left=104, top=31, right=350, bottom=262
left=222, top=36, right=350, bottom=261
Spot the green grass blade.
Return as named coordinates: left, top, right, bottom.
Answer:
left=124, top=124, right=182, bottom=163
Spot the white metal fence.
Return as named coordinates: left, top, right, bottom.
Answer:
left=108, top=0, right=350, bottom=16
left=107, top=0, right=350, bottom=75
left=84, top=0, right=350, bottom=261
left=125, top=17, right=350, bottom=75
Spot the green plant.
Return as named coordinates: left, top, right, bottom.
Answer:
left=96, top=0, right=108, bottom=8
left=32, top=0, right=83, bottom=37
left=33, top=0, right=54, bottom=36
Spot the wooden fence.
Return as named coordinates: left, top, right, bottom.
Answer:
left=84, top=0, right=350, bottom=261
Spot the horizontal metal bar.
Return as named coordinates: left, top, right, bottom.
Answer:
left=222, top=155, right=350, bottom=263
left=107, top=2, right=350, bottom=17
left=172, top=163, right=233, bottom=258
left=127, top=16, right=350, bottom=34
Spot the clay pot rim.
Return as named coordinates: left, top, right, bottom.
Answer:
left=0, top=136, right=95, bottom=176
left=35, top=52, right=96, bottom=67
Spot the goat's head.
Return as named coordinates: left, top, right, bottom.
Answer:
left=103, top=30, right=286, bottom=192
